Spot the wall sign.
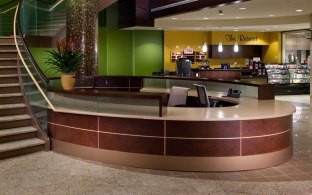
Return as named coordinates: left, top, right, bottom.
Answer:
left=225, top=34, right=258, bottom=42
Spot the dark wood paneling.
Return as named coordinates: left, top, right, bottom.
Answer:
left=258, top=84, right=275, bottom=100
left=166, top=120, right=240, bottom=138
left=210, top=45, right=262, bottom=59
left=199, top=70, right=241, bottom=80
left=242, top=131, right=291, bottom=155
left=166, top=139, right=240, bottom=157
left=99, top=116, right=164, bottom=136
left=99, top=133, right=164, bottom=155
left=49, top=111, right=98, bottom=130
left=242, top=115, right=292, bottom=137
left=50, top=125, right=98, bottom=148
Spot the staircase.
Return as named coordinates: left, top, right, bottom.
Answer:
left=0, top=36, right=46, bottom=160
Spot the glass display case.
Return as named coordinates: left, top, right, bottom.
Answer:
left=265, top=63, right=310, bottom=94
left=265, top=64, right=290, bottom=84
left=286, top=64, right=310, bottom=83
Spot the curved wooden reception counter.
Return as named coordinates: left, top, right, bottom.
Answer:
left=48, top=76, right=295, bottom=171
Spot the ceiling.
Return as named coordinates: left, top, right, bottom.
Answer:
left=154, top=0, right=312, bottom=32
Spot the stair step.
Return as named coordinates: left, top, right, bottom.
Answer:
left=0, top=50, right=18, bottom=53
left=0, top=74, right=18, bottom=78
left=0, top=138, right=44, bottom=153
left=0, top=103, right=25, bottom=109
left=0, top=66, right=17, bottom=69
left=0, top=114, right=31, bottom=123
left=0, top=58, right=17, bottom=61
left=0, top=126, right=37, bottom=138
left=0, top=93, right=22, bottom=98
left=0, top=83, right=19, bottom=88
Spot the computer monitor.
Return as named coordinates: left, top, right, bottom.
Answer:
left=176, top=57, right=191, bottom=77
left=221, top=63, right=230, bottom=69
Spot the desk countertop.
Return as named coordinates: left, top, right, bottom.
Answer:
left=140, top=87, right=295, bottom=121
left=48, top=87, right=295, bottom=121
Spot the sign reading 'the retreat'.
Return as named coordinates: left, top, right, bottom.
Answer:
left=225, top=34, right=258, bottom=42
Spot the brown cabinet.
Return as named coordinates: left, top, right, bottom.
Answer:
left=209, top=45, right=262, bottom=59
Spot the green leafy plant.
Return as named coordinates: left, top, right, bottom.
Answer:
left=45, top=37, right=83, bottom=74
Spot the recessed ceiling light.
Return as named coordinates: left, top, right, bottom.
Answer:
left=239, top=7, right=246, bottom=10
left=296, top=9, right=303, bottom=12
left=203, top=17, right=209, bottom=20
left=219, top=13, right=224, bottom=16
left=269, top=15, right=275, bottom=17
left=171, top=17, right=177, bottom=20
left=234, top=29, right=239, bottom=32
left=235, top=17, right=241, bottom=19
left=265, top=29, right=271, bottom=31
left=234, top=1, right=242, bottom=4
left=218, top=4, right=226, bottom=7
left=157, top=28, right=163, bottom=30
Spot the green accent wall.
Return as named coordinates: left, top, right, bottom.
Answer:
left=28, top=47, right=61, bottom=78
left=134, top=30, right=163, bottom=76
left=98, top=3, right=163, bottom=76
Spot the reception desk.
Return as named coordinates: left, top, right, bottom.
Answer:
left=47, top=76, right=295, bottom=171
left=197, top=69, right=249, bottom=80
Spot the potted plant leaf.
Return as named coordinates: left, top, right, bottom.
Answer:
left=45, top=37, right=83, bottom=90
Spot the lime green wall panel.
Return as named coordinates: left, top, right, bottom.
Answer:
left=134, top=30, right=163, bottom=75
left=28, top=47, right=60, bottom=78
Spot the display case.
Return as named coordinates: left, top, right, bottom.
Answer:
left=265, top=64, right=290, bottom=84
left=286, top=64, right=310, bottom=83
left=265, top=63, right=310, bottom=94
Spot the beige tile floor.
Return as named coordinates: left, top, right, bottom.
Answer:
left=0, top=95, right=311, bottom=194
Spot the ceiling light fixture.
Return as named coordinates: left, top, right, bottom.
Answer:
left=171, top=17, right=177, bottom=20
left=219, top=9, right=224, bottom=16
left=202, top=42, right=208, bottom=52
left=239, top=7, right=246, bottom=10
left=296, top=9, right=303, bottom=12
left=233, top=28, right=239, bottom=53
left=203, top=17, right=209, bottom=20
left=269, top=14, right=275, bottom=17
left=218, top=28, right=223, bottom=53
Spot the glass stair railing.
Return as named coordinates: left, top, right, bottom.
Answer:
left=20, top=0, right=66, bottom=37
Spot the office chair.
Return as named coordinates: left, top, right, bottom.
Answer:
left=194, top=84, right=210, bottom=107
left=167, top=86, right=190, bottom=107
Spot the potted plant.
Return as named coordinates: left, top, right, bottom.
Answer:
left=45, top=37, right=83, bottom=90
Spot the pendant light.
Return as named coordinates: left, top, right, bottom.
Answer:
left=234, top=42, right=239, bottom=52
left=233, top=28, right=239, bottom=52
left=202, top=42, right=208, bottom=52
left=218, top=30, right=223, bottom=52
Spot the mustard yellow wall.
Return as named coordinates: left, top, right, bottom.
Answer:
left=164, top=31, right=280, bottom=71
left=262, top=32, right=282, bottom=64
left=164, top=31, right=209, bottom=71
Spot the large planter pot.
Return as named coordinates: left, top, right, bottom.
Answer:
left=61, top=74, right=75, bottom=90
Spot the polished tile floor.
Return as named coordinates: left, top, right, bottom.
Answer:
left=0, top=95, right=311, bottom=194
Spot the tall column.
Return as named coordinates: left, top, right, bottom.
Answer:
left=66, top=0, right=98, bottom=77
left=310, top=14, right=312, bottom=103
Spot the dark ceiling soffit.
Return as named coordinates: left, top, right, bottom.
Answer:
left=151, top=0, right=251, bottom=18
left=38, top=0, right=58, bottom=5
left=0, top=0, right=18, bottom=8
